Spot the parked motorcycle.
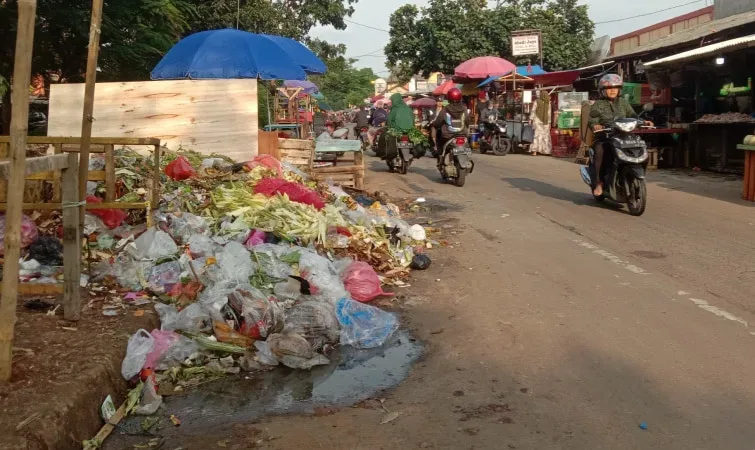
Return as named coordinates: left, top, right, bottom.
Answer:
left=478, top=114, right=511, bottom=156
left=579, top=117, right=650, bottom=216
left=439, top=135, right=474, bottom=187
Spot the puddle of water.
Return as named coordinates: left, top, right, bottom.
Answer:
left=106, top=331, right=422, bottom=445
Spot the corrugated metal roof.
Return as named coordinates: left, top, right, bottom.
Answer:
left=616, top=10, right=755, bottom=58
left=644, top=34, right=755, bottom=67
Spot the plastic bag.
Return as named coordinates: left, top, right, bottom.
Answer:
left=244, top=230, right=266, bottom=249
left=112, top=254, right=151, bottom=291
left=188, top=234, right=218, bottom=258
left=122, top=329, right=155, bottom=380
left=254, top=341, right=279, bottom=366
left=134, top=376, right=163, bottom=415
left=27, top=236, right=63, bottom=266
left=410, top=254, right=432, bottom=270
left=254, top=178, right=325, bottom=210
left=174, top=302, right=211, bottom=332
left=86, top=196, right=128, bottom=229
left=155, top=303, right=179, bottom=330
left=164, top=212, right=209, bottom=244
left=341, top=261, right=393, bottom=303
left=133, top=228, right=179, bottom=260
left=228, top=288, right=284, bottom=339
left=213, top=321, right=254, bottom=347
left=299, top=250, right=348, bottom=301
left=268, top=333, right=330, bottom=370
left=147, top=261, right=182, bottom=294
left=335, top=298, right=398, bottom=349
left=283, top=300, right=340, bottom=348
left=243, top=154, right=282, bottom=177
left=405, top=224, right=427, bottom=241
left=164, top=155, right=196, bottom=181
left=144, top=329, right=180, bottom=370
left=155, top=335, right=200, bottom=370
left=252, top=243, right=297, bottom=279
left=0, top=214, right=39, bottom=256
left=217, top=241, right=255, bottom=283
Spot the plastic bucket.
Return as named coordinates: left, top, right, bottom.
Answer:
left=470, top=132, right=480, bottom=149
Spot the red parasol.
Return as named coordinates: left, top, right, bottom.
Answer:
left=433, top=79, right=461, bottom=96
left=454, top=56, right=516, bottom=79
left=410, top=97, right=437, bottom=109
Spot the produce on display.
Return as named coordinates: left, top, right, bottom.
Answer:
left=695, top=112, right=755, bottom=124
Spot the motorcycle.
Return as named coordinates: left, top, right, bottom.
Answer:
left=579, top=117, right=650, bottom=216
left=386, top=132, right=414, bottom=175
left=358, top=126, right=370, bottom=151
left=478, top=114, right=511, bottom=156
left=439, top=134, right=474, bottom=187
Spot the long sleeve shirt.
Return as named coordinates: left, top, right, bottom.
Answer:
left=589, top=97, right=637, bottom=129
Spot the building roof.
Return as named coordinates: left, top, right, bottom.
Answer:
left=616, top=9, right=755, bottom=59
left=644, top=34, right=755, bottom=67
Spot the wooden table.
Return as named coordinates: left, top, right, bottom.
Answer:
left=737, top=144, right=755, bottom=201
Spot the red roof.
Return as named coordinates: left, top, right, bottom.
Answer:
left=530, top=70, right=581, bottom=86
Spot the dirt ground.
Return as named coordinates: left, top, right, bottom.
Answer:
left=0, top=289, right=157, bottom=450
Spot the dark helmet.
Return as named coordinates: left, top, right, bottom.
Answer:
left=447, top=87, right=462, bottom=103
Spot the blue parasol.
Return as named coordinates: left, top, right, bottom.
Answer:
left=151, top=29, right=325, bottom=80
left=261, top=34, right=327, bottom=75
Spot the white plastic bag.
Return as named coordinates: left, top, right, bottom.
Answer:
left=121, top=329, right=155, bottom=380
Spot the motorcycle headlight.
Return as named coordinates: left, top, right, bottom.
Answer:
left=614, top=121, right=638, bottom=133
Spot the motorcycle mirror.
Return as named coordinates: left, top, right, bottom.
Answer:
left=642, top=103, right=654, bottom=112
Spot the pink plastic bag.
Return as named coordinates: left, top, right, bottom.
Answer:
left=86, top=196, right=128, bottom=229
left=341, top=261, right=393, bottom=303
left=254, top=178, right=325, bottom=210
left=144, top=329, right=180, bottom=370
left=164, top=156, right=197, bottom=181
left=244, top=229, right=266, bottom=249
left=0, top=213, right=39, bottom=256
left=244, top=154, right=282, bottom=177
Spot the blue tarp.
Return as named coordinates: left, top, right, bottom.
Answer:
left=261, top=34, right=327, bottom=75
left=477, top=65, right=548, bottom=88
left=151, top=29, right=325, bottom=80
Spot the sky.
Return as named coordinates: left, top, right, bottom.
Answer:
left=309, top=0, right=717, bottom=75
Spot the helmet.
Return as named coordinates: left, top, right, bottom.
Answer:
left=447, top=87, right=462, bottom=103
left=598, top=74, right=623, bottom=90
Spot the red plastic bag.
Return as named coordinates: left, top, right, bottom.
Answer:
left=341, top=261, right=393, bottom=303
left=86, top=196, right=128, bottom=229
left=254, top=178, right=325, bottom=210
left=164, top=156, right=196, bottom=181
left=244, top=154, right=282, bottom=177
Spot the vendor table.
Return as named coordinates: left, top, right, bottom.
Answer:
left=314, top=140, right=364, bottom=188
left=737, top=144, right=755, bottom=202
left=634, top=128, right=689, bottom=169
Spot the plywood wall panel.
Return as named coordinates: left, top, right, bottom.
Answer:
left=48, top=79, right=258, bottom=161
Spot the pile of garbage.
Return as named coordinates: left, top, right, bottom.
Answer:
left=84, top=152, right=434, bottom=416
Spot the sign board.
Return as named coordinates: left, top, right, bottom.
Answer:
left=512, top=33, right=541, bottom=56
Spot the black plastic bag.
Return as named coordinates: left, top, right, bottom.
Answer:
left=410, top=254, right=432, bottom=270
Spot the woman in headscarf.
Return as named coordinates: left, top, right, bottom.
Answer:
left=387, top=93, right=415, bottom=132
left=529, top=90, right=552, bottom=155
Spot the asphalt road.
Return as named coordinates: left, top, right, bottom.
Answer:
left=185, top=153, right=755, bottom=449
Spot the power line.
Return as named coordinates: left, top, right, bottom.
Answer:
left=594, top=0, right=704, bottom=25
left=344, top=19, right=390, bottom=33
left=349, top=47, right=386, bottom=58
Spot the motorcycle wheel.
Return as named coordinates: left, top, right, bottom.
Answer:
left=493, top=137, right=511, bottom=156
left=454, top=163, right=467, bottom=187
left=386, top=160, right=395, bottom=172
left=399, top=158, right=409, bottom=175
left=627, top=178, right=647, bottom=216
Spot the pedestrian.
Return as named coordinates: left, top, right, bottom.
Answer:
left=529, top=89, right=552, bottom=155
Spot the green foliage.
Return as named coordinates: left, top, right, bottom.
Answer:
left=308, top=39, right=377, bottom=111
left=385, top=0, right=594, bottom=77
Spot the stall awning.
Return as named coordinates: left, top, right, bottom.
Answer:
left=644, top=34, right=755, bottom=67
left=477, top=65, right=547, bottom=87
left=530, top=70, right=581, bottom=86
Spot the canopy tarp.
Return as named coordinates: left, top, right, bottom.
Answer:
left=477, top=65, right=547, bottom=87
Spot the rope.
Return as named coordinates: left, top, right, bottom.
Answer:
left=61, top=200, right=86, bottom=209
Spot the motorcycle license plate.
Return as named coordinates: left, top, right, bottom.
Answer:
left=453, top=147, right=470, bottom=155
left=398, top=143, right=413, bottom=149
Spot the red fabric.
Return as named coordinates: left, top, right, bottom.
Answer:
left=86, top=196, right=128, bottom=229
left=530, top=70, right=580, bottom=87
left=164, top=156, right=196, bottom=181
left=454, top=56, right=515, bottom=79
left=254, top=178, right=325, bottom=210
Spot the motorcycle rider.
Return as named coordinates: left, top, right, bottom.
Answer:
left=589, top=74, right=653, bottom=197
left=431, top=87, right=469, bottom=164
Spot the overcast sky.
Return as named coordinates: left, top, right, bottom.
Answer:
left=309, top=0, right=716, bottom=75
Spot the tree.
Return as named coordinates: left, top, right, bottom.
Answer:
left=184, top=0, right=358, bottom=41
left=385, top=0, right=594, bottom=77
left=308, top=39, right=377, bottom=111
left=0, top=0, right=194, bottom=131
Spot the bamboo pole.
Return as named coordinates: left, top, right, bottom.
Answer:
left=77, top=0, right=105, bottom=226
left=0, top=0, right=37, bottom=382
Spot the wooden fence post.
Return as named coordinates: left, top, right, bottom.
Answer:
left=77, top=0, right=104, bottom=226
left=0, top=0, right=37, bottom=382
left=62, top=153, right=81, bottom=321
